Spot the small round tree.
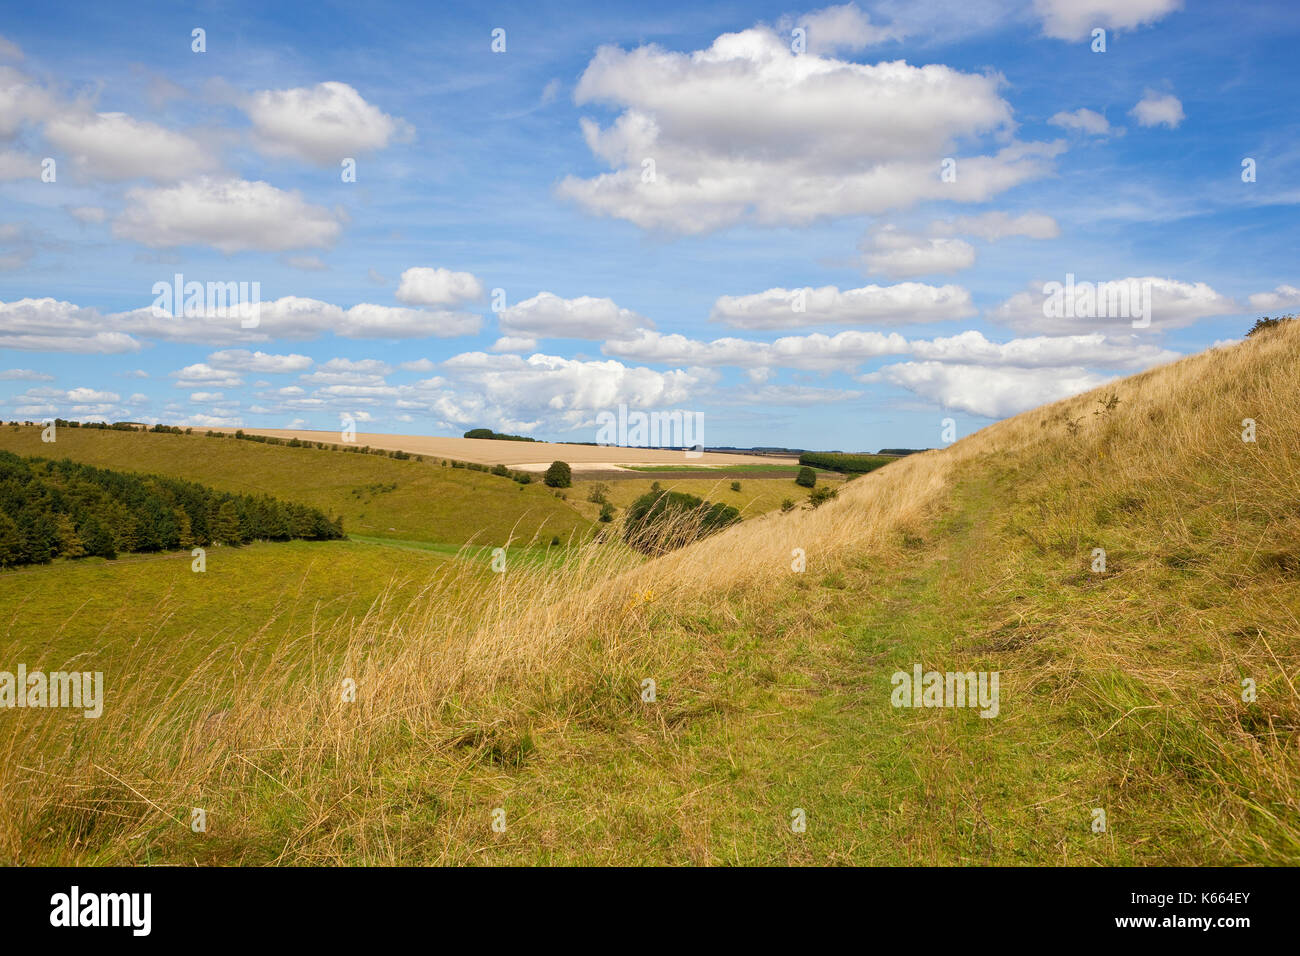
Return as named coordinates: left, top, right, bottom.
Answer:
left=623, top=490, right=740, bottom=555
left=544, top=460, right=572, bottom=488
left=795, top=466, right=817, bottom=488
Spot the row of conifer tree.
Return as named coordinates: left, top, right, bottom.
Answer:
left=0, top=450, right=343, bottom=568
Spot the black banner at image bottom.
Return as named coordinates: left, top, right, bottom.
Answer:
left=0, top=866, right=1280, bottom=942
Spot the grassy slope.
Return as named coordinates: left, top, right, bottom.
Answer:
left=3, top=325, right=1298, bottom=864
left=0, top=540, right=457, bottom=708
left=622, top=463, right=810, bottom=473
left=431, top=328, right=1299, bottom=865
left=569, top=473, right=846, bottom=522
left=0, top=426, right=593, bottom=546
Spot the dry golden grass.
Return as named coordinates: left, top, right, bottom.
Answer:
left=3, top=322, right=1297, bottom=864
left=0, top=447, right=947, bottom=863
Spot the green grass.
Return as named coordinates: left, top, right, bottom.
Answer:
left=5, top=457, right=1295, bottom=864
left=348, top=533, right=601, bottom=570
left=0, top=425, right=594, bottom=547
left=406, top=466, right=1292, bottom=865
left=0, top=538, right=456, bottom=705
left=622, top=463, right=810, bottom=474
left=415, top=475, right=1052, bottom=864
left=570, top=474, right=844, bottom=522
left=4, top=465, right=1232, bottom=864
left=6, top=441, right=1294, bottom=864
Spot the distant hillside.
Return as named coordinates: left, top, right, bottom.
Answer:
left=0, top=425, right=593, bottom=547
left=0, top=450, right=342, bottom=567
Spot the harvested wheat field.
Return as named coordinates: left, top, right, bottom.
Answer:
left=237, top=428, right=798, bottom=472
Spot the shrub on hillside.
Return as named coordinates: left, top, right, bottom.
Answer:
left=795, top=466, right=817, bottom=488
left=1246, top=314, right=1295, bottom=337
left=544, top=461, right=572, bottom=488
left=622, top=490, right=740, bottom=555
left=808, top=486, right=838, bottom=509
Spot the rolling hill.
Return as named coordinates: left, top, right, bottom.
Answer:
left=2, top=322, right=1297, bottom=865
left=0, top=425, right=594, bottom=547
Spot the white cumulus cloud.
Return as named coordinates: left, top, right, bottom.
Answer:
left=489, top=335, right=539, bottom=353
left=0, top=298, right=140, bottom=353
left=43, top=111, right=215, bottom=181
left=0, top=63, right=54, bottom=136
left=1033, top=0, right=1183, bottom=41
left=989, top=277, right=1237, bottom=334
left=206, top=349, right=313, bottom=373
left=557, top=24, right=1062, bottom=233
left=603, top=327, right=910, bottom=370
left=1130, top=90, right=1185, bottom=129
left=860, top=225, right=975, bottom=278
left=114, top=177, right=342, bottom=252
left=711, top=283, right=974, bottom=329
left=785, top=3, right=903, bottom=54
left=877, top=361, right=1110, bottom=418
left=395, top=267, right=485, bottom=308
left=245, top=82, right=410, bottom=164
left=435, top=351, right=715, bottom=432
left=1247, top=284, right=1300, bottom=312
left=340, top=303, right=480, bottom=339
left=1048, top=108, right=1114, bottom=136
left=909, top=330, right=1178, bottom=369
left=498, top=291, right=646, bottom=339
left=170, top=363, right=244, bottom=388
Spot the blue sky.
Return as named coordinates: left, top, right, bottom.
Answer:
left=1, top=0, right=1297, bottom=451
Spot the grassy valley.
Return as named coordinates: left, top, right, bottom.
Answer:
left=1, top=325, right=1297, bottom=865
